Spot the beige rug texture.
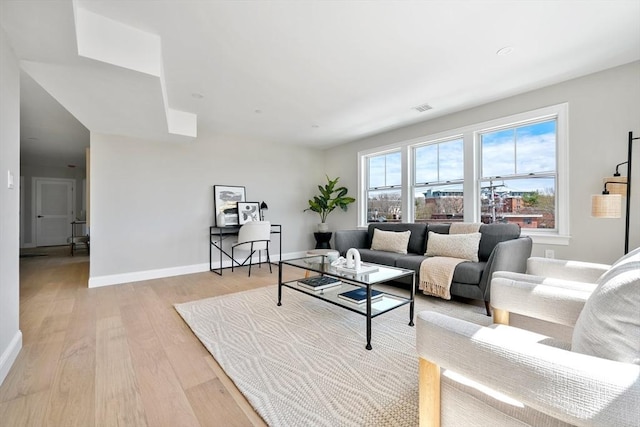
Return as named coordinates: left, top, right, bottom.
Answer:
left=174, top=285, right=491, bottom=427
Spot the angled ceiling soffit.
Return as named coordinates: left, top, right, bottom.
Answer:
left=72, top=0, right=197, bottom=138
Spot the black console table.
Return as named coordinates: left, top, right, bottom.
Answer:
left=209, top=224, right=282, bottom=275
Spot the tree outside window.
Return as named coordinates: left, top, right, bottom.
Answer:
left=358, top=104, right=566, bottom=239
left=367, top=151, right=401, bottom=222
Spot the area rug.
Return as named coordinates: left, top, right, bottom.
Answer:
left=174, top=285, right=491, bottom=427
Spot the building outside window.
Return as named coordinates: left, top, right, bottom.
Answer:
left=479, top=119, right=556, bottom=229
left=414, top=138, right=464, bottom=223
left=357, top=104, right=567, bottom=243
left=366, top=151, right=402, bottom=222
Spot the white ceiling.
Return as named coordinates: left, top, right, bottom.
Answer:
left=2, top=0, right=639, bottom=167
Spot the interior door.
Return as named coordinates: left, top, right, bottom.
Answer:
left=35, top=178, right=74, bottom=246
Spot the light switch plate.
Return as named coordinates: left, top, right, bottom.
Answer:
left=7, top=170, right=14, bottom=189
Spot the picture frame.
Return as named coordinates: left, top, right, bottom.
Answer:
left=213, top=185, right=246, bottom=226
left=237, top=202, right=261, bottom=225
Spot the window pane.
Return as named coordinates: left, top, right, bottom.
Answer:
left=368, top=152, right=401, bottom=189
left=482, top=129, right=515, bottom=177
left=415, top=139, right=463, bottom=184
left=414, top=184, right=464, bottom=223
left=439, top=139, right=464, bottom=181
left=415, top=145, right=438, bottom=183
left=367, top=189, right=402, bottom=222
left=516, top=121, right=556, bottom=174
left=386, top=152, right=402, bottom=186
left=368, top=156, right=386, bottom=188
left=480, top=177, right=555, bottom=229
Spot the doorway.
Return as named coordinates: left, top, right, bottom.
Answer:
left=33, top=177, right=75, bottom=247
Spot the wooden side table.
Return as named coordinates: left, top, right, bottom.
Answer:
left=313, top=232, right=332, bottom=249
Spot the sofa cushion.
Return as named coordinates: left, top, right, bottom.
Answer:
left=427, top=223, right=451, bottom=235
left=367, top=223, right=428, bottom=254
left=425, top=231, right=481, bottom=262
left=357, top=248, right=405, bottom=267
left=452, top=261, right=487, bottom=285
left=478, top=223, right=521, bottom=262
left=395, top=254, right=428, bottom=273
left=370, top=228, right=411, bottom=254
left=571, top=248, right=640, bottom=364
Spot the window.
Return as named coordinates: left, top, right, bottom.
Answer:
left=366, top=151, right=402, bottom=222
left=357, top=104, right=568, bottom=243
left=414, top=138, right=464, bottom=223
left=479, top=119, right=557, bottom=229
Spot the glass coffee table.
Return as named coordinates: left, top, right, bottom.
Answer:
left=278, top=255, right=415, bottom=350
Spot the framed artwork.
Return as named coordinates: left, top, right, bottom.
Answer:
left=213, top=185, right=246, bottom=226
left=237, top=202, right=261, bottom=225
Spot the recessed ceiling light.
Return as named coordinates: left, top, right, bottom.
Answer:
left=496, top=46, right=515, bottom=56
left=191, top=93, right=204, bottom=99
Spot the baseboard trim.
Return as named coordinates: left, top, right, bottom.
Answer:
left=88, top=263, right=210, bottom=288
left=88, top=251, right=307, bottom=288
left=0, top=330, right=22, bottom=386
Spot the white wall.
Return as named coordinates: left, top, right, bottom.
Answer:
left=77, top=61, right=640, bottom=285
left=325, top=61, right=640, bottom=264
left=89, top=132, right=325, bottom=285
left=0, top=28, right=22, bottom=385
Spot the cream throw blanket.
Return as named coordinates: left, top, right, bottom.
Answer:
left=419, top=223, right=482, bottom=300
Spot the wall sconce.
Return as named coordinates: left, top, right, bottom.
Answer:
left=591, top=131, right=638, bottom=254
left=260, top=201, right=268, bottom=221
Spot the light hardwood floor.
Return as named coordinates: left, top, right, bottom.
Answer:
left=0, top=247, right=296, bottom=426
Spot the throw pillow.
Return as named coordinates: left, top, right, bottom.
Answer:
left=370, top=229, right=411, bottom=254
left=425, top=231, right=481, bottom=262
left=571, top=247, right=640, bottom=364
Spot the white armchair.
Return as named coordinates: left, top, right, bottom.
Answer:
left=416, top=248, right=640, bottom=427
left=490, top=257, right=609, bottom=341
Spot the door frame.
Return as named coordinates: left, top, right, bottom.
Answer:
left=31, top=177, right=76, bottom=247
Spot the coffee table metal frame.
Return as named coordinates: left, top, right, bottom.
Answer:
left=277, top=255, right=415, bottom=350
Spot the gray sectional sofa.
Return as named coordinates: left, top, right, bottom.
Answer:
left=334, top=223, right=532, bottom=315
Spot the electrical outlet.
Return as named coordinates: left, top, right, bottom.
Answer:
left=545, top=249, right=555, bottom=259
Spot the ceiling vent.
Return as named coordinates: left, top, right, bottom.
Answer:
left=413, top=103, right=433, bottom=113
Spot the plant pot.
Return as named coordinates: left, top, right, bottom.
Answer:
left=317, top=223, right=329, bottom=233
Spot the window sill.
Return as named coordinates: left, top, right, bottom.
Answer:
left=522, top=232, right=571, bottom=246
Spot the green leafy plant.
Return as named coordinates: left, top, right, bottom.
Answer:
left=305, top=175, right=356, bottom=223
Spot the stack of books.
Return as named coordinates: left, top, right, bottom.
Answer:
left=338, top=288, right=384, bottom=304
left=297, top=276, right=342, bottom=292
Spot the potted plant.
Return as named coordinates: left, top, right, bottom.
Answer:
left=305, top=175, right=356, bottom=232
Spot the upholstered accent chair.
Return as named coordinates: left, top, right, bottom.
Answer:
left=416, top=248, right=640, bottom=426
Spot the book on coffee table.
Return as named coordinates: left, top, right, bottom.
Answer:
left=337, top=288, right=383, bottom=304
left=297, top=276, right=342, bottom=291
